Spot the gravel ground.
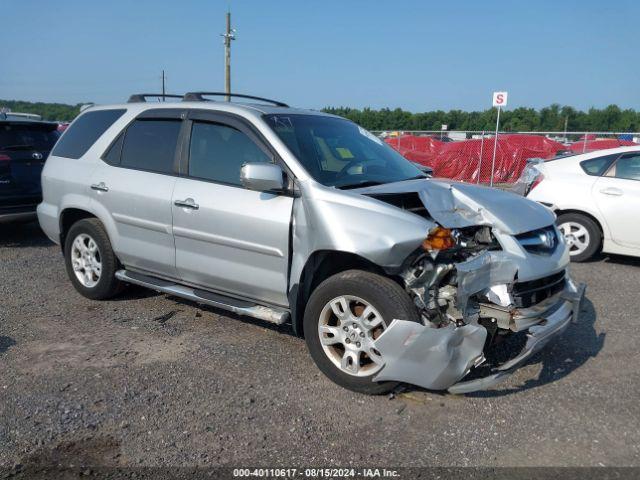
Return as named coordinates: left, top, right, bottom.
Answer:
left=1, top=221, right=640, bottom=471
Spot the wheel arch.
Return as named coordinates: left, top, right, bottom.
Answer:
left=59, top=208, right=95, bottom=253
left=288, top=250, right=397, bottom=338
left=59, top=204, right=118, bottom=256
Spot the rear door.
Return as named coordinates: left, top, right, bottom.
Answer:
left=89, top=109, right=185, bottom=277
left=593, top=152, right=640, bottom=248
left=171, top=111, right=293, bottom=306
left=0, top=121, right=59, bottom=206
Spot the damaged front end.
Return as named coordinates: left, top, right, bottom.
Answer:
left=361, top=182, right=586, bottom=393
left=293, top=177, right=585, bottom=394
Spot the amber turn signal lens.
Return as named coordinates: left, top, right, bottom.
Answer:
left=422, top=227, right=456, bottom=251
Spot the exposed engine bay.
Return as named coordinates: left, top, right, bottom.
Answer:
left=401, top=225, right=501, bottom=327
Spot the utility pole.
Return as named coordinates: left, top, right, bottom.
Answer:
left=489, top=106, right=501, bottom=187
left=221, top=10, right=236, bottom=101
left=161, top=69, right=166, bottom=101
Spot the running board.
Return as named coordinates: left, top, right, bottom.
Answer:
left=115, top=270, right=289, bottom=325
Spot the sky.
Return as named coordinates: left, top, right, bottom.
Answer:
left=1, top=0, right=639, bottom=112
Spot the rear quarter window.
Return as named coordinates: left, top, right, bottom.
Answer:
left=51, top=109, right=126, bottom=159
left=579, top=154, right=619, bottom=176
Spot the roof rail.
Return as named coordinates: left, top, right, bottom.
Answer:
left=127, top=93, right=183, bottom=103
left=182, top=92, right=289, bottom=107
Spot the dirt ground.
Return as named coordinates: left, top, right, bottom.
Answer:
left=2, top=222, right=640, bottom=473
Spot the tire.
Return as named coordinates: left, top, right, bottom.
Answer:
left=64, top=218, right=124, bottom=300
left=303, top=270, right=420, bottom=395
left=556, top=213, right=601, bottom=262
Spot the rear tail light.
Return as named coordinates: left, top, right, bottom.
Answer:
left=0, top=154, right=10, bottom=170
left=529, top=173, right=544, bottom=192
left=0, top=154, right=10, bottom=177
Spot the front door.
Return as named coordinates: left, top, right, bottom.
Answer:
left=593, top=152, right=640, bottom=249
left=171, top=112, right=293, bottom=306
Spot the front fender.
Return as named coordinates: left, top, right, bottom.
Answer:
left=289, top=181, right=434, bottom=290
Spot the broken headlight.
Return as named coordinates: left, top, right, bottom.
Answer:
left=422, top=226, right=457, bottom=251
left=421, top=225, right=500, bottom=255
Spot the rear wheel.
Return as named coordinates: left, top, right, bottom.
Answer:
left=304, top=270, right=420, bottom=395
left=557, top=213, right=601, bottom=262
left=64, top=218, right=124, bottom=299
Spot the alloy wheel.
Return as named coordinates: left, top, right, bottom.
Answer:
left=317, top=295, right=386, bottom=377
left=70, top=233, right=102, bottom=288
left=558, top=221, right=590, bottom=256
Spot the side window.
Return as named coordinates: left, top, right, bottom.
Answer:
left=120, top=119, right=182, bottom=174
left=609, top=153, right=640, bottom=181
left=580, top=154, right=619, bottom=176
left=52, top=109, right=126, bottom=159
left=188, top=121, right=271, bottom=186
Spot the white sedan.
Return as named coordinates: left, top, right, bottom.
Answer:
left=525, top=146, right=640, bottom=261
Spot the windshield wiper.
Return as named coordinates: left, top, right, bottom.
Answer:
left=336, top=180, right=387, bottom=190
left=405, top=174, right=428, bottom=181
left=1, top=144, right=35, bottom=151
left=337, top=175, right=427, bottom=190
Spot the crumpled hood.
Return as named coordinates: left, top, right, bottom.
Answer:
left=353, top=178, right=555, bottom=235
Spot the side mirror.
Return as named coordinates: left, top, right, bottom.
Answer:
left=240, top=163, right=285, bottom=192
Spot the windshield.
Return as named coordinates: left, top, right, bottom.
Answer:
left=264, top=114, right=425, bottom=188
left=0, top=123, right=60, bottom=151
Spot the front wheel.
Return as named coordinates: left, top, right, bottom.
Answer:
left=557, top=213, right=601, bottom=262
left=303, top=270, right=420, bottom=395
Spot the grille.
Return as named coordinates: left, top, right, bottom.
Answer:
left=515, top=225, right=558, bottom=255
left=512, top=270, right=566, bottom=308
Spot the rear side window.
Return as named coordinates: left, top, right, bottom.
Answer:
left=51, top=109, right=126, bottom=159
left=610, top=153, right=640, bottom=181
left=188, top=121, right=271, bottom=185
left=580, top=154, right=619, bottom=176
left=120, top=119, right=181, bottom=174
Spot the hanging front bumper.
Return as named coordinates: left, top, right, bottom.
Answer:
left=448, top=279, right=586, bottom=394
left=371, top=278, right=586, bottom=394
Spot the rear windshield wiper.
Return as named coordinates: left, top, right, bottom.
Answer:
left=1, top=144, right=35, bottom=151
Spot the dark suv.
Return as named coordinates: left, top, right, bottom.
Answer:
left=0, top=112, right=60, bottom=223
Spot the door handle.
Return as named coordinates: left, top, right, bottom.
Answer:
left=174, top=198, right=199, bottom=210
left=90, top=182, right=109, bottom=192
left=599, top=187, right=623, bottom=196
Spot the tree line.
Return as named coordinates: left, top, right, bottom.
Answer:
left=323, top=104, right=640, bottom=133
left=2, top=98, right=639, bottom=132
left=0, top=99, right=82, bottom=122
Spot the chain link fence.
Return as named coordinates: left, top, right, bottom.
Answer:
left=375, top=130, right=640, bottom=185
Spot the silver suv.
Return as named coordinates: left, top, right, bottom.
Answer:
left=38, top=92, right=585, bottom=394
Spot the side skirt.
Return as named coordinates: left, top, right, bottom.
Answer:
left=115, top=269, right=290, bottom=325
